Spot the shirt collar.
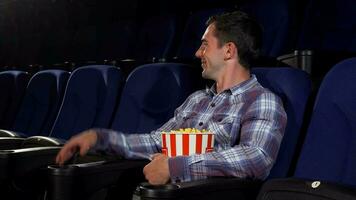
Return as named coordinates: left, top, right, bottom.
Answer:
left=207, top=74, right=258, bottom=96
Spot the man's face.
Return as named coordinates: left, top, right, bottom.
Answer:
left=195, top=24, right=225, bottom=80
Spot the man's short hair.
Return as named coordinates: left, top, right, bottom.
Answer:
left=207, top=11, right=262, bottom=69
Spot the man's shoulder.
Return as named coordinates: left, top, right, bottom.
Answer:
left=187, top=89, right=210, bottom=100
left=244, top=81, right=282, bottom=104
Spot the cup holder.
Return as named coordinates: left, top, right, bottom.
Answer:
left=47, top=164, right=79, bottom=176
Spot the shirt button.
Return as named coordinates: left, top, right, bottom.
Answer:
left=198, top=122, right=203, bottom=126
left=211, top=103, right=215, bottom=107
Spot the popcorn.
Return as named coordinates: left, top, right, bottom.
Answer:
left=161, top=128, right=214, bottom=157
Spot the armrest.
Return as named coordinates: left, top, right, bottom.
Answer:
left=0, top=137, right=25, bottom=150
left=0, top=129, right=26, bottom=137
left=257, top=178, right=356, bottom=200
left=0, top=146, right=61, bottom=181
left=21, top=136, right=65, bottom=148
left=47, top=158, right=149, bottom=200
left=135, top=178, right=263, bottom=200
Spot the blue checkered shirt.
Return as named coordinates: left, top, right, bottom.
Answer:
left=94, top=75, right=287, bottom=182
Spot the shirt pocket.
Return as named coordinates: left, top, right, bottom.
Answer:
left=212, top=113, right=235, bottom=124
left=209, top=113, right=236, bottom=143
left=179, top=111, right=199, bottom=128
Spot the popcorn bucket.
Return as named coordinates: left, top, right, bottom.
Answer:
left=161, top=131, right=214, bottom=157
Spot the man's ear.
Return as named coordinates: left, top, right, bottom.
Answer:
left=224, top=42, right=237, bottom=60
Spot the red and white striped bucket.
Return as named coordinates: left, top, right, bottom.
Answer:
left=161, top=131, right=214, bottom=157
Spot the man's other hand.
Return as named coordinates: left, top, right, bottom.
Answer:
left=143, top=153, right=170, bottom=185
left=55, top=129, right=98, bottom=165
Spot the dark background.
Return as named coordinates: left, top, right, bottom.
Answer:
left=0, top=0, right=354, bottom=83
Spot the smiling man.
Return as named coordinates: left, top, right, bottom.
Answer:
left=56, top=11, right=287, bottom=185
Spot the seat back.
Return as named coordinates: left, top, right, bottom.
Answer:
left=111, top=63, right=203, bottom=133
left=50, top=65, right=123, bottom=140
left=252, top=67, right=311, bottom=178
left=0, top=71, right=30, bottom=129
left=294, top=58, right=356, bottom=187
left=12, top=70, right=70, bottom=136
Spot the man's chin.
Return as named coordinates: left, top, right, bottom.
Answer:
left=201, top=71, right=212, bottom=80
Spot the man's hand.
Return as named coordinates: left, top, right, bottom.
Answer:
left=56, top=129, right=98, bottom=165
left=143, top=153, right=170, bottom=185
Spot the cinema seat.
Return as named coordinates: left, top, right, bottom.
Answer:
left=0, top=71, right=30, bottom=130
left=257, top=58, right=356, bottom=200
left=135, top=66, right=311, bottom=200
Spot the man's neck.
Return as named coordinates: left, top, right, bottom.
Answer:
left=215, top=63, right=250, bottom=94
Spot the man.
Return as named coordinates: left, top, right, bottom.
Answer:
left=56, top=11, right=287, bottom=185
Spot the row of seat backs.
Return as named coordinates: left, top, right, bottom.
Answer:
left=0, top=66, right=119, bottom=138
left=0, top=0, right=295, bottom=68
left=0, top=63, right=203, bottom=142
left=2, top=0, right=355, bottom=74
left=101, top=4, right=293, bottom=63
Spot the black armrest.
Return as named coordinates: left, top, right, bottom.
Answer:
left=135, top=178, right=263, bottom=200
left=257, top=178, right=356, bottom=200
left=0, top=134, right=65, bottom=150
left=0, top=129, right=26, bottom=137
left=0, top=146, right=61, bottom=181
left=21, top=136, right=65, bottom=148
left=47, top=158, right=149, bottom=200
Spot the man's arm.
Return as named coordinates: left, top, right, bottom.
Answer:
left=168, top=92, right=287, bottom=182
left=55, top=117, right=179, bottom=164
left=92, top=91, right=202, bottom=159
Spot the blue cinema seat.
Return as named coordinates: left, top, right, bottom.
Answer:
left=46, top=63, right=204, bottom=200
left=135, top=67, right=312, bottom=200
left=257, top=57, right=356, bottom=200
left=48, top=65, right=123, bottom=141
left=0, top=70, right=69, bottom=138
left=0, top=71, right=30, bottom=130
left=112, top=63, right=203, bottom=133
left=0, top=65, right=123, bottom=199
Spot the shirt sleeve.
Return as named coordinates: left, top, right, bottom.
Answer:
left=168, top=92, right=287, bottom=182
left=92, top=92, right=198, bottom=160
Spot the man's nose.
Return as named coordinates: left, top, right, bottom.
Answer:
left=195, top=48, right=202, bottom=58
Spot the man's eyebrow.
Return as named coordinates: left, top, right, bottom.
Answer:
left=201, top=39, right=208, bottom=43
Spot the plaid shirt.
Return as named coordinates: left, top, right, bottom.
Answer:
left=94, top=75, right=287, bottom=182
